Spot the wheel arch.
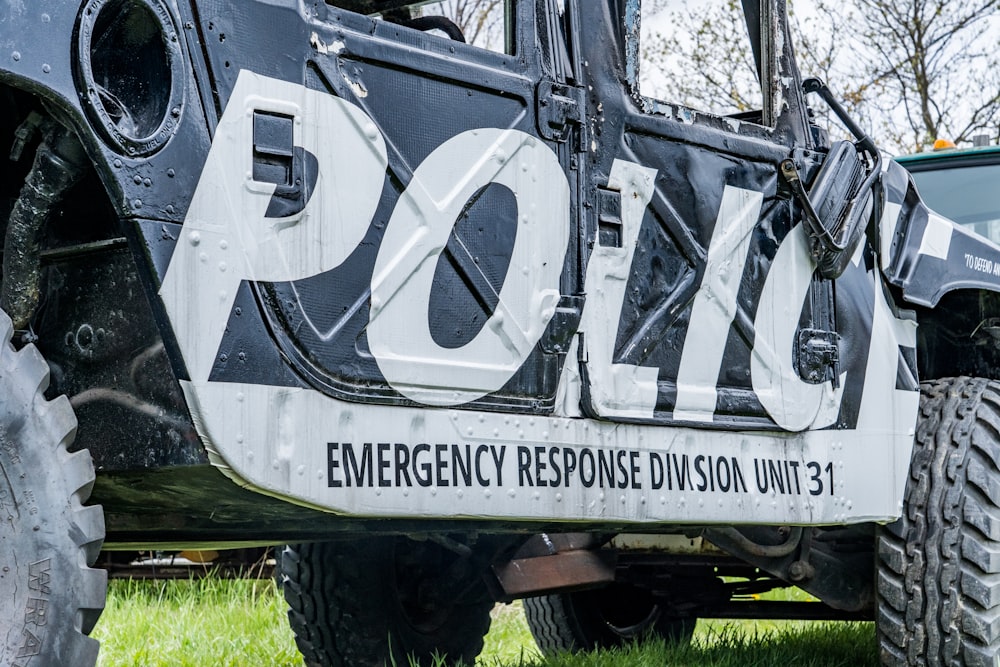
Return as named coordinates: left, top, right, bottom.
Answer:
left=913, top=287, right=1000, bottom=383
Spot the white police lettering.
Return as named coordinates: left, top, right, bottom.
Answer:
left=597, top=181, right=846, bottom=429
left=157, top=70, right=916, bottom=525
left=751, top=223, right=845, bottom=431
left=368, top=129, right=569, bottom=406
left=160, top=70, right=388, bottom=383
left=579, top=160, right=659, bottom=419
left=673, top=186, right=762, bottom=422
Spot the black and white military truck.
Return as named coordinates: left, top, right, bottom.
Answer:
left=2, top=0, right=999, bottom=665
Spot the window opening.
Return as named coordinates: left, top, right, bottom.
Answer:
left=325, top=0, right=513, bottom=53
left=635, top=0, right=764, bottom=121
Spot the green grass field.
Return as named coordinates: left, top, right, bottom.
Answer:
left=93, top=577, right=878, bottom=666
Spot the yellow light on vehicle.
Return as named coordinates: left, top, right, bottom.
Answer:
left=932, top=138, right=957, bottom=150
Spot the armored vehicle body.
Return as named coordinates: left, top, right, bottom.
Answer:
left=3, top=0, right=1000, bottom=665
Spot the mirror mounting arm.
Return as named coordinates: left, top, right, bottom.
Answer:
left=778, top=78, right=883, bottom=280
left=802, top=77, right=877, bottom=157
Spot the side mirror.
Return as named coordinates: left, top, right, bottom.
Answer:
left=782, top=79, right=881, bottom=279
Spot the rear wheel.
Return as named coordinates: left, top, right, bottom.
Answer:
left=280, top=537, right=494, bottom=666
left=0, top=311, right=106, bottom=666
left=877, top=377, right=1000, bottom=665
left=524, top=583, right=696, bottom=654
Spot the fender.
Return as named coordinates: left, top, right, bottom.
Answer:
left=879, top=160, right=1000, bottom=307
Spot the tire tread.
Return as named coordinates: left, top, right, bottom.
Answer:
left=0, top=310, right=105, bottom=666
left=877, top=378, right=1000, bottom=665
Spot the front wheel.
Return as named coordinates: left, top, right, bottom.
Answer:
left=877, top=377, right=1000, bottom=665
left=0, top=311, right=106, bottom=666
left=523, top=583, right=696, bottom=655
left=280, top=537, right=494, bottom=666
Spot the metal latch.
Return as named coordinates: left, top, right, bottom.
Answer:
left=252, top=110, right=318, bottom=218
left=536, top=79, right=584, bottom=143
left=596, top=187, right=623, bottom=247
left=796, top=328, right=841, bottom=387
left=539, top=295, right=585, bottom=354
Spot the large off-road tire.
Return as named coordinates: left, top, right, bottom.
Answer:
left=0, top=312, right=106, bottom=666
left=280, top=537, right=494, bottom=666
left=877, top=377, right=1000, bottom=666
left=523, top=583, right=697, bottom=654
